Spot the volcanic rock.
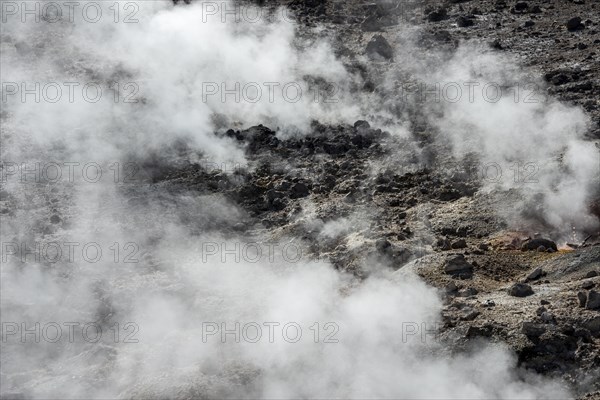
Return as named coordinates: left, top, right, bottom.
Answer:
left=290, top=182, right=310, bottom=198
left=582, top=281, right=595, bottom=290
left=490, top=39, right=503, bottom=50
left=514, top=2, right=528, bottom=12
left=375, top=238, right=392, bottom=254
left=578, top=291, right=588, bottom=307
left=508, top=283, right=534, bottom=297
left=451, top=239, right=467, bottom=249
left=478, top=243, right=489, bottom=251
left=566, top=17, right=585, bottom=31
left=522, top=321, right=546, bottom=337
left=540, top=312, right=556, bottom=324
left=365, top=35, right=393, bottom=61
left=437, top=237, right=452, bottom=250
left=443, top=255, right=474, bottom=278
left=582, top=316, right=600, bottom=336
left=427, top=8, right=447, bottom=22
left=446, top=281, right=459, bottom=294
left=354, top=120, right=370, bottom=130
left=536, top=306, right=547, bottom=316
left=456, top=16, right=474, bottom=27
left=532, top=331, right=578, bottom=356
left=526, top=267, right=544, bottom=282
left=586, top=290, right=600, bottom=310
left=521, top=238, right=557, bottom=251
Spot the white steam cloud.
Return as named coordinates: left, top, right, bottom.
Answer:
left=389, top=40, right=599, bottom=238
left=1, top=0, right=360, bottom=165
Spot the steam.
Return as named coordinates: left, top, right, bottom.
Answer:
left=1, top=0, right=362, bottom=166
left=386, top=39, right=599, bottom=238
left=0, top=185, right=572, bottom=398
left=0, top=0, right=588, bottom=398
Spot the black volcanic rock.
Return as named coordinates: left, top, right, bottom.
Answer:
left=509, top=283, right=534, bottom=297
left=365, top=35, right=394, bottom=61
left=444, top=255, right=474, bottom=278
left=521, top=238, right=558, bottom=251
left=526, top=267, right=544, bottom=282
left=427, top=9, right=447, bottom=22
left=456, top=16, right=474, bottom=27
left=522, top=321, right=546, bottom=337
left=578, top=291, right=588, bottom=307
left=290, top=182, right=310, bottom=198
left=566, top=17, right=585, bottom=31
left=586, top=290, right=600, bottom=310
left=514, top=2, right=528, bottom=12
left=354, top=120, right=370, bottom=130
left=375, top=238, right=392, bottom=254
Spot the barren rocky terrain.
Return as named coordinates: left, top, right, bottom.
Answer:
left=1, top=0, right=599, bottom=398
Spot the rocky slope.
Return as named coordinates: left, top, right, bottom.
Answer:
left=1, top=0, right=599, bottom=397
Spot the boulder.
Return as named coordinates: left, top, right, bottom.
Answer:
left=446, top=281, right=459, bottom=294
left=365, top=35, right=394, bottom=61
left=509, top=283, right=534, bottom=297
left=578, top=291, right=588, bottom=307
left=456, top=16, right=474, bottom=27
left=522, top=321, right=546, bottom=337
left=514, top=2, right=528, bottom=12
left=582, top=281, right=594, bottom=290
left=586, top=290, right=600, bottom=310
left=582, top=316, right=600, bottom=337
left=354, top=120, right=370, bottom=130
left=375, top=238, right=392, bottom=254
left=566, top=17, right=584, bottom=31
left=526, top=267, right=544, bottom=282
left=427, top=9, right=447, bottom=22
left=290, top=182, right=310, bottom=198
left=574, top=327, right=592, bottom=342
left=534, top=331, right=578, bottom=355
left=443, top=255, right=474, bottom=278
left=521, top=238, right=557, bottom=251
left=540, top=312, right=556, bottom=324
left=437, top=237, right=452, bottom=251
left=536, top=306, right=547, bottom=316
left=451, top=239, right=467, bottom=249
left=466, top=325, right=495, bottom=338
